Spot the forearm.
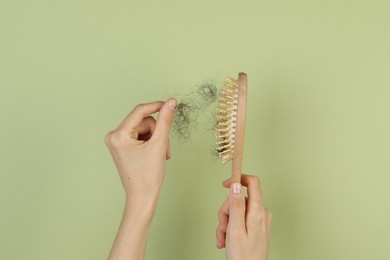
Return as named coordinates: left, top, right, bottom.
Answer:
left=105, top=99, right=176, bottom=259
left=108, top=194, right=159, bottom=260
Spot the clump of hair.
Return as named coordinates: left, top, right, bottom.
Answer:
left=197, top=80, right=218, bottom=107
left=173, top=100, right=197, bottom=140
left=171, top=79, right=219, bottom=141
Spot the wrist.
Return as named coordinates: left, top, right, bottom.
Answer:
left=108, top=196, right=158, bottom=260
left=124, top=188, right=161, bottom=223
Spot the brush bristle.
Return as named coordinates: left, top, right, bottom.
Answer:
left=215, top=76, right=239, bottom=163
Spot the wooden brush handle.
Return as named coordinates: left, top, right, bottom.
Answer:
left=231, top=72, right=248, bottom=183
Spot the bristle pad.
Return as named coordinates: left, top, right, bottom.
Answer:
left=215, top=75, right=239, bottom=163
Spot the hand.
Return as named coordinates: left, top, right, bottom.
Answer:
left=105, top=99, right=176, bottom=260
left=104, top=99, right=176, bottom=206
left=216, top=174, right=272, bottom=260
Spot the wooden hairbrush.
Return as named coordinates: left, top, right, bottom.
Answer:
left=215, top=72, right=248, bottom=183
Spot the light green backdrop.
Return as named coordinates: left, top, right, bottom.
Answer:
left=1, top=0, right=389, bottom=259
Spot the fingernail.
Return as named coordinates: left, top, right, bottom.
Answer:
left=167, top=98, right=176, bottom=111
left=232, top=183, right=241, bottom=194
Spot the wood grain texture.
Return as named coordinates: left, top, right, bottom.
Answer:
left=231, top=72, right=248, bottom=183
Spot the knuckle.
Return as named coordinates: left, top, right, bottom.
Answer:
left=104, top=130, right=125, bottom=148
left=251, top=201, right=263, bottom=212
left=248, top=202, right=261, bottom=212
left=135, top=103, right=145, bottom=110
left=217, top=210, right=225, bottom=222
left=251, top=206, right=267, bottom=222
left=104, top=131, right=114, bottom=147
left=249, top=175, right=260, bottom=187
left=231, top=197, right=245, bottom=209
left=133, top=103, right=146, bottom=114
left=228, top=228, right=246, bottom=241
left=258, top=207, right=267, bottom=218
left=217, top=224, right=225, bottom=233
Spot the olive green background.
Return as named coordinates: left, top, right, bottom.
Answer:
left=1, top=0, right=389, bottom=259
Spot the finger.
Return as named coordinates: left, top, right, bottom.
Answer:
left=151, top=98, right=176, bottom=143
left=217, top=198, right=229, bottom=248
left=166, top=138, right=171, bottom=160
left=242, top=175, right=263, bottom=207
left=218, top=197, right=249, bottom=227
left=218, top=198, right=229, bottom=233
left=117, top=101, right=164, bottom=131
left=223, top=174, right=263, bottom=207
left=216, top=224, right=226, bottom=249
left=136, top=116, right=156, bottom=141
left=223, top=178, right=231, bottom=188
left=241, top=175, right=266, bottom=233
left=228, top=182, right=246, bottom=233
left=265, top=209, right=273, bottom=240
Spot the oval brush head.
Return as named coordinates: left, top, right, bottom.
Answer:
left=215, top=76, right=239, bottom=164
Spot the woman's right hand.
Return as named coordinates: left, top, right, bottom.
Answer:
left=216, top=174, right=272, bottom=260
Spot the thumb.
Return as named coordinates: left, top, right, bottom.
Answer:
left=228, top=183, right=246, bottom=233
left=152, top=98, right=176, bottom=143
